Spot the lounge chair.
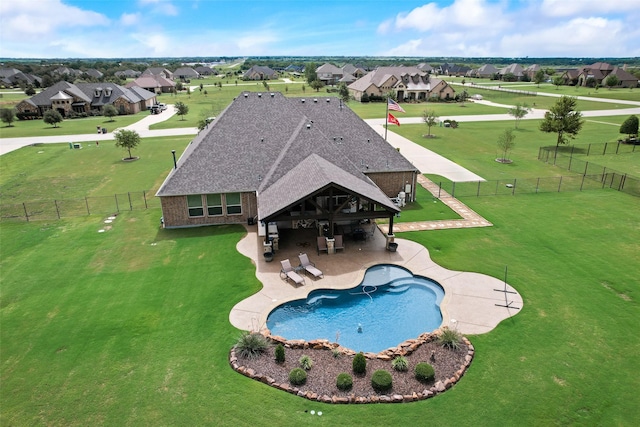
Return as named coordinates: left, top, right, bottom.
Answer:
left=280, top=259, right=305, bottom=286
left=334, top=234, right=344, bottom=252
left=298, top=253, right=323, bottom=279
left=317, top=236, right=328, bottom=255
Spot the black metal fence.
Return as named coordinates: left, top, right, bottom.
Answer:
left=0, top=191, right=160, bottom=222
left=538, top=144, right=639, bottom=197
left=431, top=174, right=633, bottom=199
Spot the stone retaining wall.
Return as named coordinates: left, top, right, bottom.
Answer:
left=229, top=329, right=474, bottom=404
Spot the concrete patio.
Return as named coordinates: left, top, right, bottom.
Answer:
left=230, top=224, right=522, bottom=337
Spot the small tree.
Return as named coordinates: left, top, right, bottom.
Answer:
left=552, top=76, right=564, bottom=89
left=175, top=102, right=189, bottom=120
left=102, top=104, right=118, bottom=122
left=496, top=128, right=516, bottom=163
left=620, top=115, right=639, bottom=140
left=0, top=108, right=17, bottom=127
left=507, top=103, right=532, bottom=129
left=422, top=109, right=439, bottom=137
left=43, top=110, right=63, bottom=128
left=539, top=96, right=584, bottom=147
left=114, top=129, right=140, bottom=160
left=338, top=82, right=350, bottom=104
left=309, top=79, right=324, bottom=92
left=186, top=87, right=191, bottom=98
left=175, top=81, right=184, bottom=91
left=25, top=85, right=36, bottom=96
left=605, top=74, right=620, bottom=90
left=533, top=69, right=545, bottom=87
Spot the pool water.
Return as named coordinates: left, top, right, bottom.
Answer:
left=266, top=264, right=444, bottom=353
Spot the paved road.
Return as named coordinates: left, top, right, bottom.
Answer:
left=2, top=95, right=639, bottom=182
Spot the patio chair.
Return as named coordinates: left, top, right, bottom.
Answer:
left=298, top=253, right=323, bottom=279
left=317, top=236, right=328, bottom=255
left=280, top=259, right=305, bottom=286
left=334, top=234, right=344, bottom=252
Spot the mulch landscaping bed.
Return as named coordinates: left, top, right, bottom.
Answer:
left=231, top=333, right=473, bottom=403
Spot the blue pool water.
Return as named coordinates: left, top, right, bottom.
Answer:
left=266, top=264, right=444, bottom=353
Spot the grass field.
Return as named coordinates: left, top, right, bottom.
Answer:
left=1, top=83, right=640, bottom=425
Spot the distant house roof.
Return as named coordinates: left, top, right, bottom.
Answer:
left=195, top=66, right=214, bottom=75
left=174, top=67, right=200, bottom=78
left=156, top=92, right=416, bottom=220
left=416, top=63, right=434, bottom=73
left=475, top=64, right=498, bottom=77
left=243, top=65, right=278, bottom=79
left=126, top=75, right=176, bottom=90
left=84, top=69, right=104, bottom=79
left=499, top=63, right=524, bottom=77
left=115, top=69, right=141, bottom=78
left=142, top=67, right=173, bottom=79
left=21, top=80, right=155, bottom=108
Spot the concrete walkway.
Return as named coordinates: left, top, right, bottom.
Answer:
left=230, top=225, right=522, bottom=337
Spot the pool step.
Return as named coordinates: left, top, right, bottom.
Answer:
left=308, top=294, right=339, bottom=305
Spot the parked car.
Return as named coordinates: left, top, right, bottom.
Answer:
left=158, top=103, right=167, bottom=111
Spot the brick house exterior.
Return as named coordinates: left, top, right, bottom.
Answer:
left=157, top=92, right=419, bottom=236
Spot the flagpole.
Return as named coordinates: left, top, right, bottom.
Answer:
left=385, top=98, right=389, bottom=141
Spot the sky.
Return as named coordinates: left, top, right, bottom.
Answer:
left=1, top=0, right=639, bottom=59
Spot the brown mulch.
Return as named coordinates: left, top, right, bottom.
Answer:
left=235, top=340, right=469, bottom=399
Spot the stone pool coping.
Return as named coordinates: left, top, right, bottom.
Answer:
left=230, top=225, right=523, bottom=336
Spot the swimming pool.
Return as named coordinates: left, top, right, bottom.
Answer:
left=266, top=264, right=444, bottom=353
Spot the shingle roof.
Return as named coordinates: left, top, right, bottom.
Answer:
left=156, top=92, right=418, bottom=211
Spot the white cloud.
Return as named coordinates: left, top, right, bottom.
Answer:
left=120, top=13, right=141, bottom=26
left=137, top=0, right=179, bottom=16
left=541, top=0, right=640, bottom=17
left=0, top=0, right=109, bottom=41
left=393, top=0, right=509, bottom=32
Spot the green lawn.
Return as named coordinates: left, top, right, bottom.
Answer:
left=0, top=113, right=147, bottom=138
left=1, top=86, right=640, bottom=426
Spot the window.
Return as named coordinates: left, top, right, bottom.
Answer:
left=206, top=194, right=222, bottom=216
left=226, top=192, right=242, bottom=215
left=187, top=195, right=203, bottom=217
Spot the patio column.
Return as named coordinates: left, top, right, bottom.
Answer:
left=388, top=214, right=394, bottom=235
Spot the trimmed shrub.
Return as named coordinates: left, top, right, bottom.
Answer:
left=371, top=369, right=393, bottom=393
left=299, top=355, right=313, bottom=371
left=391, top=356, right=409, bottom=372
left=234, top=332, right=269, bottom=360
left=352, top=352, right=367, bottom=374
left=415, top=362, right=435, bottom=383
left=274, top=344, right=285, bottom=364
left=336, top=373, right=353, bottom=391
left=289, top=368, right=307, bottom=386
left=438, top=327, right=462, bottom=350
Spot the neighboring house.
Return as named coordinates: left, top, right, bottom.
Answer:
left=126, top=74, right=176, bottom=94
left=524, top=64, right=542, bottom=80
left=499, top=63, right=525, bottom=80
left=348, top=66, right=455, bottom=102
left=15, top=81, right=156, bottom=118
left=561, top=69, right=580, bottom=85
left=284, top=64, right=304, bottom=74
left=316, top=63, right=344, bottom=85
left=0, top=68, right=41, bottom=87
left=435, top=63, right=471, bottom=76
left=84, top=69, right=104, bottom=79
left=53, top=67, right=82, bottom=77
left=174, top=67, right=200, bottom=80
left=195, top=66, right=214, bottom=76
left=607, top=67, right=638, bottom=88
left=243, top=65, right=278, bottom=80
left=416, top=63, right=434, bottom=73
left=156, top=91, right=418, bottom=234
left=115, top=69, right=141, bottom=79
left=142, top=67, right=174, bottom=80
left=471, top=64, right=498, bottom=78
left=342, top=64, right=366, bottom=79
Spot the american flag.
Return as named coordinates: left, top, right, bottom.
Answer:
left=388, top=98, right=405, bottom=113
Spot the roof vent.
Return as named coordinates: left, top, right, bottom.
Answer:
left=258, top=93, right=262, bottom=98
left=313, top=98, right=318, bottom=103
left=367, top=139, right=370, bottom=143
left=244, top=93, right=248, bottom=98
left=326, top=98, right=330, bottom=102
left=270, top=93, right=275, bottom=98
left=301, top=99, right=305, bottom=103
left=306, top=124, right=311, bottom=129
